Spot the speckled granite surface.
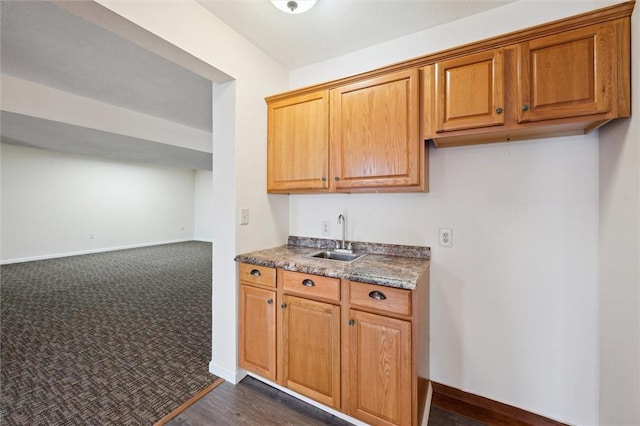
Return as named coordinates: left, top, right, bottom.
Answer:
left=234, top=236, right=430, bottom=290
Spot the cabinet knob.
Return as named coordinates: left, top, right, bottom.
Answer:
left=522, top=103, right=530, bottom=111
left=334, top=176, right=340, bottom=181
left=321, top=176, right=327, bottom=182
left=349, top=319, right=355, bottom=326
left=495, top=107, right=503, bottom=114
left=281, top=303, right=287, bottom=309
left=301, top=279, right=315, bottom=287
left=250, top=269, right=261, bottom=276
left=368, top=290, right=387, bottom=301
left=266, top=299, right=273, bottom=305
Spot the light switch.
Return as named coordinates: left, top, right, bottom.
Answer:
left=240, top=208, right=250, bottom=225
left=240, top=208, right=249, bottom=225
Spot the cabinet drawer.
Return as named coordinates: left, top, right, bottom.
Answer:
left=282, top=271, right=340, bottom=303
left=239, top=263, right=276, bottom=288
left=349, top=281, right=411, bottom=317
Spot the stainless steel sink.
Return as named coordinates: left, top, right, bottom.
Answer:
left=309, top=250, right=365, bottom=262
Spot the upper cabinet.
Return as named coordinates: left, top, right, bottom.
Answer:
left=330, top=69, right=423, bottom=192
left=423, top=18, right=631, bottom=147
left=517, top=23, right=614, bottom=123
left=433, top=49, right=506, bottom=133
left=267, top=90, right=329, bottom=192
left=267, top=2, right=633, bottom=191
left=267, top=69, right=426, bottom=194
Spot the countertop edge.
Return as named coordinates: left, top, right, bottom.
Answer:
left=234, top=248, right=429, bottom=291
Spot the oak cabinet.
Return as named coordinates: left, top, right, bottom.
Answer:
left=267, top=5, right=631, bottom=153
left=348, top=309, right=412, bottom=426
left=517, top=23, right=614, bottom=123
left=424, top=20, right=630, bottom=147
left=433, top=49, right=506, bottom=133
left=238, top=282, right=276, bottom=381
left=266, top=68, right=426, bottom=193
left=281, top=294, right=341, bottom=408
left=346, top=281, right=416, bottom=426
left=330, top=69, right=424, bottom=191
left=237, top=261, right=430, bottom=425
left=267, top=90, right=329, bottom=192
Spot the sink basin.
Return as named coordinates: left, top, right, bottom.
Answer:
left=309, top=250, right=365, bottom=262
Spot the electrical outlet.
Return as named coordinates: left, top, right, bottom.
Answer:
left=321, top=221, right=330, bottom=236
left=89, top=234, right=95, bottom=240
left=439, top=228, right=453, bottom=248
left=240, top=208, right=249, bottom=226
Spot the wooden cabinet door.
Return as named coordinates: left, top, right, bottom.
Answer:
left=517, top=23, right=613, bottom=123
left=239, top=285, right=276, bottom=381
left=435, top=49, right=505, bottom=132
left=348, top=309, right=412, bottom=426
left=281, top=295, right=341, bottom=408
left=330, top=69, right=422, bottom=190
left=267, top=90, right=329, bottom=192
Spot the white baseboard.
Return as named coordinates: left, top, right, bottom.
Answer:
left=0, top=239, right=196, bottom=265
left=209, top=360, right=245, bottom=384
left=194, top=238, right=213, bottom=243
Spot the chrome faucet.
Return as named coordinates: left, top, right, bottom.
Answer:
left=336, top=214, right=352, bottom=252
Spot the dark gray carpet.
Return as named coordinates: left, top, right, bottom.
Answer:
left=0, top=242, right=215, bottom=425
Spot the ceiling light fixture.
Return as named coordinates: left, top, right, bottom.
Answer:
left=271, top=0, right=317, bottom=15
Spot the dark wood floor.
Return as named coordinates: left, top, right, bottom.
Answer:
left=167, top=376, right=487, bottom=425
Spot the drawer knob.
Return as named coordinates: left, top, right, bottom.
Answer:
left=368, top=290, right=387, bottom=301
left=301, top=279, right=315, bottom=287
left=349, top=319, right=355, bottom=326
left=266, top=299, right=273, bottom=305
left=250, top=269, right=261, bottom=276
left=281, top=303, right=287, bottom=309
left=495, top=107, right=503, bottom=114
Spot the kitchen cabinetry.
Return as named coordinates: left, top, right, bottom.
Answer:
left=280, top=270, right=342, bottom=408
left=423, top=19, right=630, bottom=147
left=267, top=90, right=329, bottom=192
left=238, top=264, right=277, bottom=382
left=330, top=69, right=424, bottom=191
left=237, top=261, right=430, bottom=426
left=281, top=294, right=341, bottom=408
left=432, top=49, right=505, bottom=133
left=347, top=282, right=413, bottom=426
left=266, top=68, right=426, bottom=194
left=266, top=3, right=632, bottom=156
left=517, top=23, right=614, bottom=123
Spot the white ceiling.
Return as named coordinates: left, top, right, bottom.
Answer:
left=0, top=0, right=515, bottom=170
left=199, top=0, right=516, bottom=69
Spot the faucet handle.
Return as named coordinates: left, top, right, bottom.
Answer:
left=346, top=242, right=352, bottom=251
left=334, top=240, right=342, bottom=250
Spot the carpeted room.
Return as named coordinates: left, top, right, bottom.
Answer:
left=1, top=242, right=214, bottom=424
left=0, top=140, right=216, bottom=425
left=1, top=3, right=219, bottom=421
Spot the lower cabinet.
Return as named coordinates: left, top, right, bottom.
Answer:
left=282, top=294, right=341, bottom=408
left=237, top=263, right=429, bottom=426
left=238, top=284, right=276, bottom=381
left=348, top=309, right=412, bottom=426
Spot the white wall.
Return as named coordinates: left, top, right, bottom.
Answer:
left=194, top=169, right=213, bottom=242
left=0, top=143, right=196, bottom=263
left=291, top=136, right=599, bottom=424
left=288, top=1, right=625, bottom=424
left=598, top=5, right=640, bottom=425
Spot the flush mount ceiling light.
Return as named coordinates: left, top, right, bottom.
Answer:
left=271, top=0, right=317, bottom=14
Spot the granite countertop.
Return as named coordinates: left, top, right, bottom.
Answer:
left=234, top=236, right=430, bottom=290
